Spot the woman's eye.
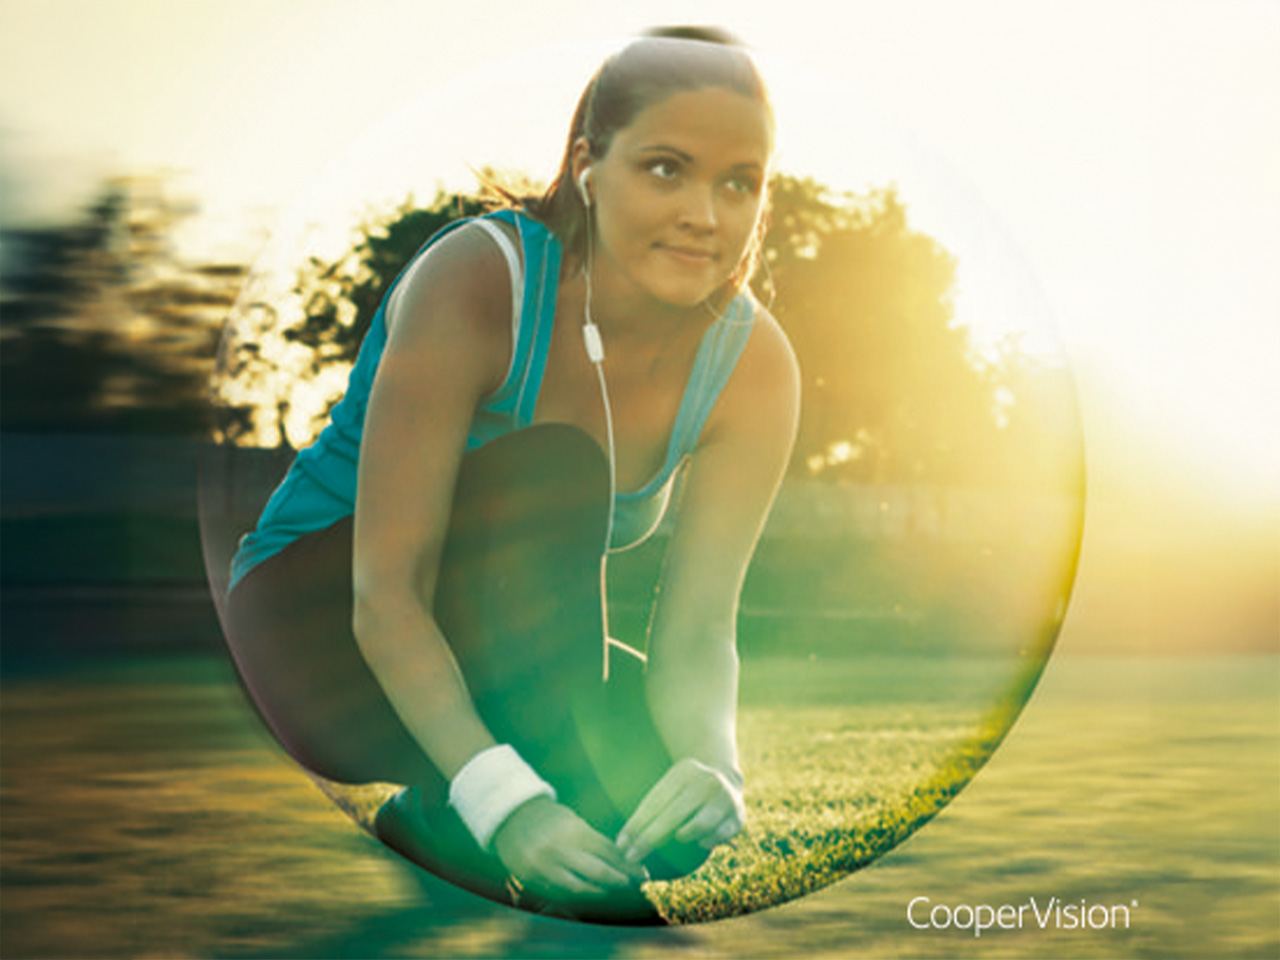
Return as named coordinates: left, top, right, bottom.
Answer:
left=726, top=175, right=761, bottom=196
left=647, top=159, right=679, bottom=180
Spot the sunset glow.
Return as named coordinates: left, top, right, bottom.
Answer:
left=1, top=1, right=1275, bottom=508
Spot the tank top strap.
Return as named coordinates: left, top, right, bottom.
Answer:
left=616, top=294, right=756, bottom=505
left=666, top=295, right=756, bottom=465
left=474, top=210, right=562, bottom=431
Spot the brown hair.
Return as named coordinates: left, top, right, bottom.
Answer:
left=496, top=27, right=774, bottom=294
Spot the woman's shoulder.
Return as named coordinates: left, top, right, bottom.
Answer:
left=385, top=216, right=519, bottom=337
left=379, top=217, right=523, bottom=395
left=735, top=297, right=800, bottom=393
left=696, top=295, right=793, bottom=460
left=697, top=293, right=799, bottom=448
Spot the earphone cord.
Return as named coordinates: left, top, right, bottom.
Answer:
left=581, top=224, right=618, bottom=681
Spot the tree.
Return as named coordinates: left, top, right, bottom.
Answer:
left=1, top=176, right=246, bottom=436
left=220, top=175, right=1061, bottom=486
left=761, top=177, right=975, bottom=482
left=214, top=190, right=492, bottom=448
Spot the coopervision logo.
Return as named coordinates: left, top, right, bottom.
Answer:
left=908, top=896, right=1139, bottom=937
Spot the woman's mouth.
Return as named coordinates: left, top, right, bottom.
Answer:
left=656, top=244, right=718, bottom=266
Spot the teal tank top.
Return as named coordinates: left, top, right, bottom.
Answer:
left=229, top=209, right=755, bottom=589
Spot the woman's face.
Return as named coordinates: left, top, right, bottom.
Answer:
left=579, top=86, right=772, bottom=312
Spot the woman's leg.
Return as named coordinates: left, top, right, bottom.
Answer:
left=434, top=425, right=709, bottom=881
left=224, top=516, right=441, bottom=792
left=222, top=425, right=706, bottom=915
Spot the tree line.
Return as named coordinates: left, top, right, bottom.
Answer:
left=3, top=173, right=1074, bottom=487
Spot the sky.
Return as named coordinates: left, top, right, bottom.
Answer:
left=1, top=0, right=1277, bottom=514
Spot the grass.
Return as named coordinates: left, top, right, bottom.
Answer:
left=299, top=655, right=1025, bottom=926
left=1, top=652, right=1276, bottom=958
left=646, top=654, right=1023, bottom=923
left=649, top=707, right=1002, bottom=923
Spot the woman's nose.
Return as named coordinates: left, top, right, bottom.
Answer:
left=678, top=184, right=717, bottom=231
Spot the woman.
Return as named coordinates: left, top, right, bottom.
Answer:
left=223, top=27, right=799, bottom=922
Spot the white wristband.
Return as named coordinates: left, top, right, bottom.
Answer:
left=448, top=744, right=556, bottom=851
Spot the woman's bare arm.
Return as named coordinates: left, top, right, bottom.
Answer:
left=618, top=308, right=801, bottom=861
left=350, top=222, right=642, bottom=894
left=351, top=223, right=514, bottom=778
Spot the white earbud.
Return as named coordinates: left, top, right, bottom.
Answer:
left=578, top=166, right=603, bottom=364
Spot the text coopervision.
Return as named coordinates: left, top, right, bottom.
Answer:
left=908, top=896, right=1138, bottom=937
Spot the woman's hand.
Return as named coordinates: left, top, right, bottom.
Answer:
left=615, top=758, right=745, bottom=865
left=634, top=308, right=795, bottom=870
left=492, top=795, right=648, bottom=898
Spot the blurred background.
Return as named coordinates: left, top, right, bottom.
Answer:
left=1, top=1, right=1275, bottom=957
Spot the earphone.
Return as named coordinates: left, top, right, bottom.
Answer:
left=576, top=167, right=604, bottom=367
left=576, top=163, right=618, bottom=679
